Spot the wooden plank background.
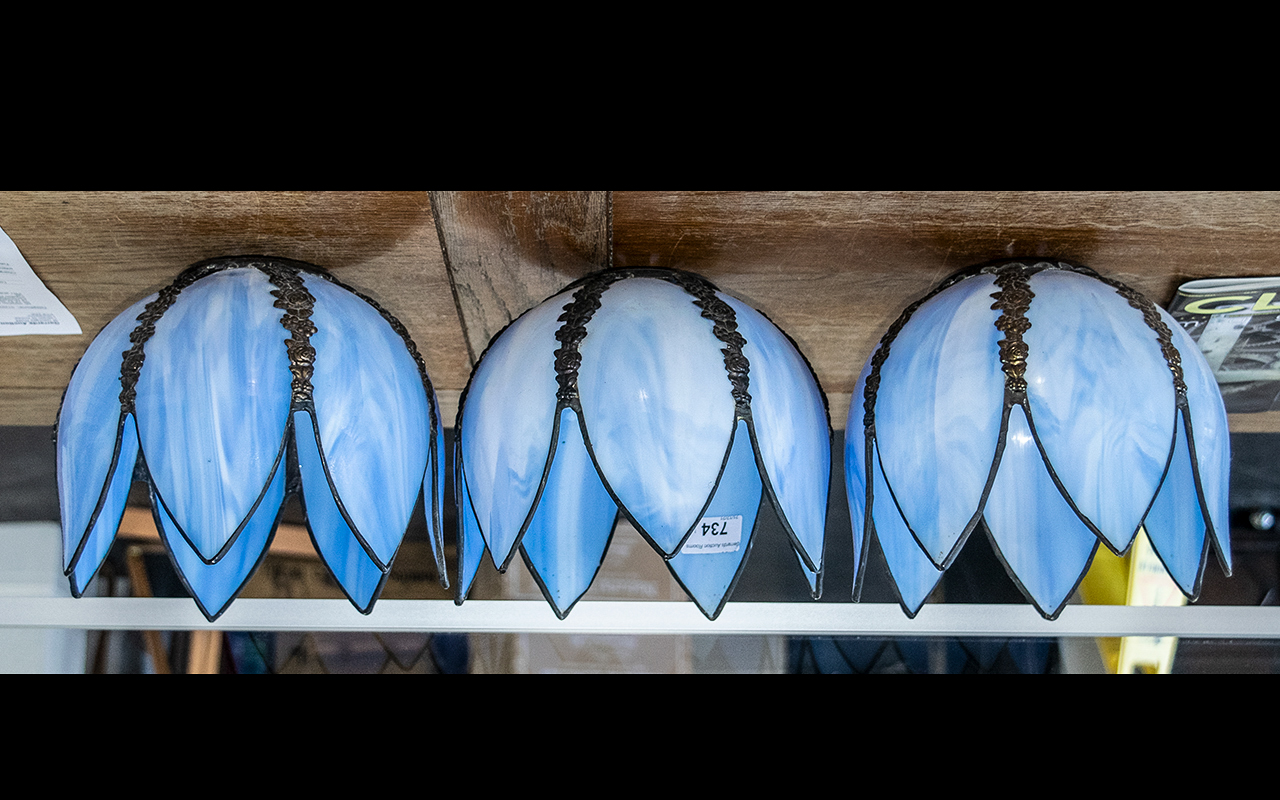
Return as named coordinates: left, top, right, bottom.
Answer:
left=3, top=191, right=1279, bottom=431
left=0, top=191, right=470, bottom=427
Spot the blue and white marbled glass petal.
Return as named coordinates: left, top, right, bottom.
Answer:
left=577, top=278, right=736, bottom=555
left=519, top=407, right=619, bottom=617
left=67, top=418, right=139, bottom=596
left=153, top=448, right=287, bottom=619
left=303, top=274, right=429, bottom=569
left=133, top=269, right=292, bottom=563
left=58, top=294, right=152, bottom=588
left=1162, top=305, right=1232, bottom=572
left=848, top=350, right=944, bottom=613
left=719, top=293, right=829, bottom=574
left=61, top=437, right=130, bottom=587
left=666, top=419, right=764, bottom=619
left=294, top=410, right=388, bottom=612
left=874, top=274, right=1006, bottom=567
left=1023, top=269, right=1176, bottom=553
left=455, top=440, right=487, bottom=603
left=425, top=389, right=447, bottom=584
left=460, top=291, right=569, bottom=569
left=1142, top=410, right=1209, bottom=595
left=984, top=405, right=1100, bottom=618
left=870, top=440, right=944, bottom=615
left=844, top=357, right=874, bottom=600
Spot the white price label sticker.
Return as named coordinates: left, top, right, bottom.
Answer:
left=0, top=225, right=80, bottom=335
left=680, top=514, right=743, bottom=555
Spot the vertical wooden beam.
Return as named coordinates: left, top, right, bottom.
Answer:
left=124, top=545, right=171, bottom=675
left=187, top=630, right=223, bottom=675
left=430, top=191, right=610, bottom=363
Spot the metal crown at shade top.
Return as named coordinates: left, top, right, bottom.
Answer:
left=454, top=268, right=833, bottom=620
left=56, top=256, right=446, bottom=621
left=847, top=258, right=1232, bottom=620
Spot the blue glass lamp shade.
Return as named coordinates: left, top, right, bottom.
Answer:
left=56, top=256, right=446, bottom=621
left=454, top=268, right=832, bottom=620
left=847, top=259, right=1231, bottom=620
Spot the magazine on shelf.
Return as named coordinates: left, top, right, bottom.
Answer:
left=1168, top=276, right=1280, bottom=413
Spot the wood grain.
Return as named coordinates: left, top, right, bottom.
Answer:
left=0, top=191, right=471, bottom=427
left=613, top=191, right=1280, bottom=428
left=431, top=191, right=609, bottom=362
left=124, top=544, right=172, bottom=674
left=4, top=191, right=1280, bottom=432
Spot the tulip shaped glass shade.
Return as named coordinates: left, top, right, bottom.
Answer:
left=847, top=259, right=1232, bottom=620
left=454, top=268, right=832, bottom=620
left=56, top=256, right=446, bottom=621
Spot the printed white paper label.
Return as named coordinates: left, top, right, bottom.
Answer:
left=680, top=514, right=743, bottom=555
left=0, top=226, right=81, bottom=335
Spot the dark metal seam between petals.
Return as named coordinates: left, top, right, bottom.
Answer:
left=312, top=268, right=440, bottom=436
left=118, top=260, right=228, bottom=413
left=659, top=270, right=753, bottom=416
left=553, top=270, right=627, bottom=407
left=261, top=261, right=319, bottom=408
left=863, top=268, right=977, bottom=431
left=988, top=263, right=1034, bottom=396
left=1055, top=261, right=1188, bottom=398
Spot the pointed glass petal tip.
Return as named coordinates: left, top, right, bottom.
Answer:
left=520, top=408, right=618, bottom=619
left=457, top=268, right=831, bottom=619
left=55, top=256, right=442, bottom=619
left=850, top=258, right=1232, bottom=620
left=666, top=419, right=763, bottom=620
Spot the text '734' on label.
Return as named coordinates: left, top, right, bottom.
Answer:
left=680, top=514, right=743, bottom=555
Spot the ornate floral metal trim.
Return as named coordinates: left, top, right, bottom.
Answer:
left=989, top=263, right=1035, bottom=397
left=549, top=268, right=754, bottom=415
left=659, top=270, right=752, bottom=415
left=118, top=260, right=226, bottom=414
left=553, top=270, right=628, bottom=406
left=262, top=261, right=318, bottom=407
left=117, top=257, right=436, bottom=429
left=865, top=259, right=1189, bottom=426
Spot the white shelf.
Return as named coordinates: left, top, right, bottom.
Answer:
left=1, top=598, right=1278, bottom=639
